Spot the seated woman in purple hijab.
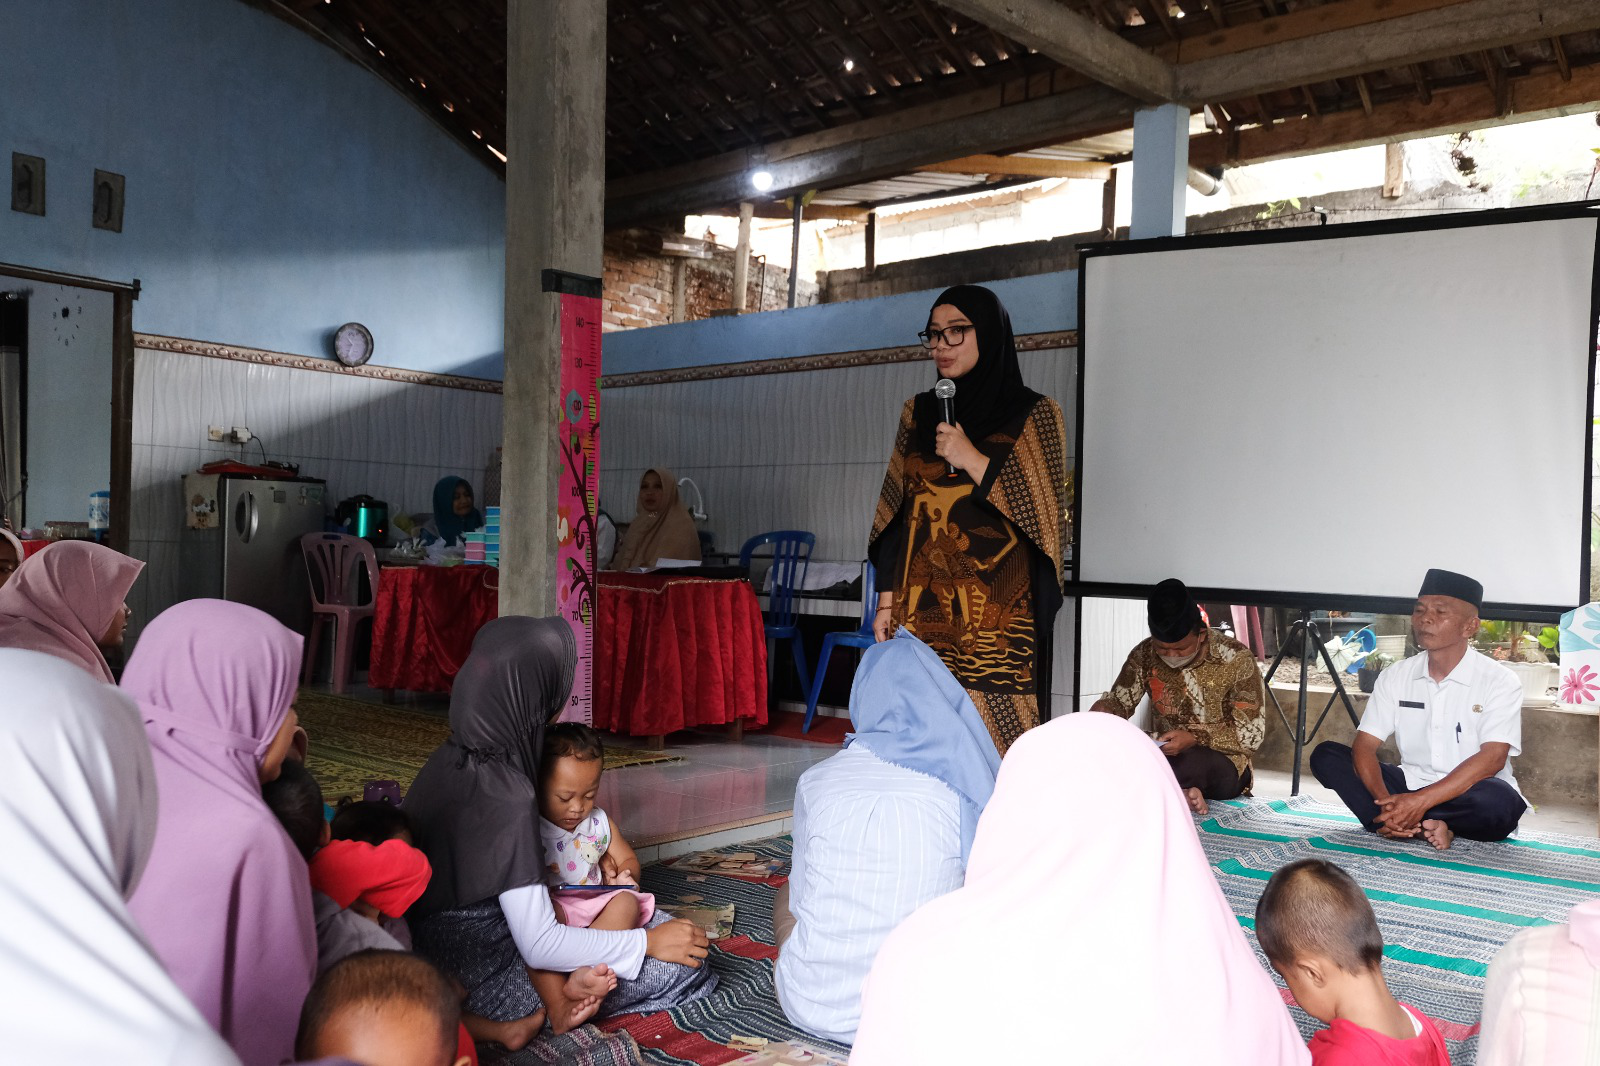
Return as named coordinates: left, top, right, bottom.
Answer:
left=122, top=599, right=315, bottom=1066
left=404, top=617, right=718, bottom=1040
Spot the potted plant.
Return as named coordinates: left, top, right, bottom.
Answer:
left=1357, top=651, right=1392, bottom=694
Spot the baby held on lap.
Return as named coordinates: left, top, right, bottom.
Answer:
left=538, top=723, right=656, bottom=933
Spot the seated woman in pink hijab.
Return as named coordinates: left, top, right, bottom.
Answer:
left=122, top=599, right=316, bottom=1066
left=0, top=540, right=141, bottom=682
left=851, top=712, right=1310, bottom=1066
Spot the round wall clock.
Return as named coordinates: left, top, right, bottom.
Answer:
left=332, top=322, right=374, bottom=367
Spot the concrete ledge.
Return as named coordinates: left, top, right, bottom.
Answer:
left=1255, top=684, right=1598, bottom=811
left=632, top=812, right=792, bottom=866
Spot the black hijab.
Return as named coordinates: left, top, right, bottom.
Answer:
left=403, top=616, right=576, bottom=916
left=913, top=284, right=1042, bottom=454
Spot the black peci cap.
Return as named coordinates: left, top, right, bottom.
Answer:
left=1148, top=578, right=1203, bottom=642
left=1417, top=568, right=1483, bottom=613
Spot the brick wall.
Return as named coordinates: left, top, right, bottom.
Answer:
left=822, top=228, right=1095, bottom=303
left=601, top=229, right=677, bottom=332
left=601, top=227, right=816, bottom=332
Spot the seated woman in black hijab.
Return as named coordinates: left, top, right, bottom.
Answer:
left=403, top=617, right=716, bottom=1041
left=869, top=284, right=1068, bottom=756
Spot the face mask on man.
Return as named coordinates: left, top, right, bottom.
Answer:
left=1158, top=652, right=1195, bottom=669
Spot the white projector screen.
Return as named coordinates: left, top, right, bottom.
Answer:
left=1078, top=207, right=1599, bottom=616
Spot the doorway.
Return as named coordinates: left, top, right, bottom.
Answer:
left=0, top=263, right=137, bottom=549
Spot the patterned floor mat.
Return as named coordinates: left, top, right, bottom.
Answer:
left=296, top=689, right=680, bottom=799
left=1200, top=796, right=1600, bottom=1065
left=604, top=800, right=1600, bottom=1065
left=602, top=837, right=848, bottom=1066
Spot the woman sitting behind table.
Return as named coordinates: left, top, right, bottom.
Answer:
left=421, top=476, right=483, bottom=547
left=609, top=467, right=700, bottom=571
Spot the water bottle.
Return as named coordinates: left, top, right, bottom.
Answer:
left=89, top=490, right=110, bottom=543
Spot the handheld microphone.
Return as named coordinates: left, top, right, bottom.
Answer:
left=933, top=378, right=957, bottom=477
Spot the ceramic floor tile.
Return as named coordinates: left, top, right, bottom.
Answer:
left=663, top=737, right=835, bottom=772
left=624, top=791, right=772, bottom=839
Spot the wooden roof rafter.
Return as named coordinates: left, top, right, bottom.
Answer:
left=249, top=0, right=1600, bottom=224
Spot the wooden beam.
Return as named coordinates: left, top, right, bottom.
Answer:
left=694, top=202, right=873, bottom=221
left=937, top=0, right=1176, bottom=102
left=608, top=72, right=1090, bottom=201
left=606, top=84, right=1137, bottom=226
left=1188, top=57, right=1600, bottom=170
left=1164, top=0, right=1474, bottom=63
left=915, top=155, right=1114, bottom=179
left=1176, top=0, right=1600, bottom=104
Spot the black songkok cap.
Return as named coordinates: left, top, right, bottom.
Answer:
left=1148, top=578, right=1202, bottom=642
left=1418, top=569, right=1483, bottom=613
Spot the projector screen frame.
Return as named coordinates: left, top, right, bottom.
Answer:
left=1068, top=200, right=1600, bottom=625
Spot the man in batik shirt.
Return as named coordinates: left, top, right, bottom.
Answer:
left=1091, top=578, right=1266, bottom=814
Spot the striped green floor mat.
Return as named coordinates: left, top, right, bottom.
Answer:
left=1200, top=796, right=1600, bottom=1065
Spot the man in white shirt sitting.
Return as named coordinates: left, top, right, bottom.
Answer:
left=773, top=631, right=999, bottom=1044
left=1311, top=568, right=1526, bottom=850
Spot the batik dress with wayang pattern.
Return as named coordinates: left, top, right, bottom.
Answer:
left=870, top=395, right=1067, bottom=754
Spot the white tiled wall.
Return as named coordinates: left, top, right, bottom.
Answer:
left=127, top=346, right=502, bottom=644
left=599, top=347, right=1077, bottom=708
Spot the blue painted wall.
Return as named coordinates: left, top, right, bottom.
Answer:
left=601, top=269, right=1077, bottom=375
left=1, top=0, right=506, bottom=377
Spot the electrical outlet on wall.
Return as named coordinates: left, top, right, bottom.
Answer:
left=208, top=426, right=225, bottom=442
left=228, top=427, right=252, bottom=444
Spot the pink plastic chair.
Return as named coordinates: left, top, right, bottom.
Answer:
left=300, top=532, right=379, bottom=695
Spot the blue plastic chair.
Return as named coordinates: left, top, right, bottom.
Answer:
left=739, top=531, right=815, bottom=707
left=802, top=559, right=877, bottom=733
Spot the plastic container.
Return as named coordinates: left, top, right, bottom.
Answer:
left=88, top=491, right=110, bottom=533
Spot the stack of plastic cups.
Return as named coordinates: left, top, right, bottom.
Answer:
left=463, top=531, right=487, bottom=564
left=484, top=506, right=500, bottom=567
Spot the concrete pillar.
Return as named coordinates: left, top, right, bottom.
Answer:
left=670, top=259, right=687, bottom=323
left=1383, top=142, right=1407, bottom=199
left=1129, top=103, right=1190, bottom=239
left=500, top=0, right=605, bottom=617
left=731, top=202, right=753, bottom=312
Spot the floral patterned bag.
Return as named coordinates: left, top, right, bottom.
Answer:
left=1558, top=604, right=1600, bottom=704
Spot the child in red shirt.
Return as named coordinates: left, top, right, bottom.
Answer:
left=1256, top=858, right=1450, bottom=1066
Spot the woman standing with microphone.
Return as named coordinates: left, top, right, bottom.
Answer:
left=867, top=285, right=1068, bottom=755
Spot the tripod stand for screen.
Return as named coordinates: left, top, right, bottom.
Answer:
left=1264, top=609, right=1361, bottom=795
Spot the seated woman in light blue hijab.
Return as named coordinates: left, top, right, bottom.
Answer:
left=421, top=476, right=483, bottom=547
left=773, top=630, right=1000, bottom=1045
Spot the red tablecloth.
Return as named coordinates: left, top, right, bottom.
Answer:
left=369, top=565, right=500, bottom=693
left=592, top=571, right=769, bottom=737
left=370, top=568, right=770, bottom=738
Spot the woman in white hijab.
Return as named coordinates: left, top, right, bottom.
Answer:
left=851, top=712, right=1309, bottom=1066
left=0, top=648, right=240, bottom=1064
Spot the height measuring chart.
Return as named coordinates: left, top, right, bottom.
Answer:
left=556, top=285, right=601, bottom=724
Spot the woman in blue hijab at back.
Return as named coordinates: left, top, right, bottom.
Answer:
left=772, top=630, right=1000, bottom=1044
left=424, top=476, right=483, bottom=547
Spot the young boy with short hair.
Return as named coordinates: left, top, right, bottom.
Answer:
left=1255, top=859, right=1450, bottom=1065
left=296, top=949, right=472, bottom=1066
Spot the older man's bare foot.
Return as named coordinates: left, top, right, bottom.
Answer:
left=464, top=1008, right=546, bottom=1051
left=1421, top=818, right=1455, bottom=851
left=566, top=964, right=617, bottom=1002
left=1184, top=787, right=1208, bottom=815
